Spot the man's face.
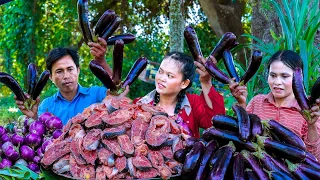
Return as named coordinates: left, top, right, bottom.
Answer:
left=50, top=55, right=80, bottom=95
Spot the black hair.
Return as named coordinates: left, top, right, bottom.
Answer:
left=46, top=47, right=80, bottom=73
left=154, top=51, right=196, bottom=114
left=266, top=50, right=303, bottom=74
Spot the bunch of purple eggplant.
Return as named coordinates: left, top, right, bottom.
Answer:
left=89, top=53, right=148, bottom=95
left=77, top=0, right=135, bottom=45
left=174, top=104, right=320, bottom=180
left=292, top=68, right=320, bottom=123
left=0, top=112, right=63, bottom=173
left=184, top=26, right=262, bottom=85
left=0, top=63, right=50, bottom=109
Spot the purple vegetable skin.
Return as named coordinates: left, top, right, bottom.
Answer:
left=2, top=142, right=19, bottom=161
left=20, top=145, right=35, bottom=161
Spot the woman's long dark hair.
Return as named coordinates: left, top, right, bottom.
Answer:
left=267, top=50, right=303, bottom=73
left=154, top=51, right=196, bottom=114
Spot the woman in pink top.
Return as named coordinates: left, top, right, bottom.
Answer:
left=230, top=50, right=320, bottom=160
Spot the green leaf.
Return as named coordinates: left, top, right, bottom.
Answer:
left=270, top=0, right=291, bottom=49
left=269, top=29, right=280, bottom=41
left=13, top=165, right=38, bottom=179
left=283, top=0, right=295, bottom=47
left=40, top=167, right=70, bottom=180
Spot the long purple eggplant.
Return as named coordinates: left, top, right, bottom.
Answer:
left=195, top=140, right=218, bottom=180
left=31, top=70, right=50, bottom=100
left=107, top=34, right=136, bottom=45
left=121, top=57, right=148, bottom=88
left=174, top=149, right=189, bottom=163
left=185, top=137, right=199, bottom=150
left=208, top=141, right=235, bottom=180
left=261, top=119, right=306, bottom=150
left=239, top=50, right=262, bottom=85
left=304, top=156, right=320, bottom=171
left=0, top=72, right=26, bottom=101
left=256, top=136, right=306, bottom=162
left=181, top=141, right=205, bottom=179
left=205, top=60, right=231, bottom=84
left=184, top=26, right=203, bottom=63
left=241, top=150, right=268, bottom=180
left=309, top=77, right=320, bottom=107
left=286, top=160, right=319, bottom=179
left=305, top=151, right=318, bottom=162
left=292, top=67, right=311, bottom=121
left=94, top=9, right=116, bottom=36
left=89, top=60, right=116, bottom=91
left=222, top=50, right=240, bottom=82
left=112, top=39, right=124, bottom=86
left=232, top=104, right=251, bottom=142
left=266, top=170, right=296, bottom=180
left=252, top=151, right=292, bottom=178
left=208, top=32, right=237, bottom=62
left=245, top=169, right=259, bottom=180
left=249, top=114, right=263, bottom=138
left=211, top=114, right=238, bottom=131
left=233, top=152, right=245, bottom=180
left=77, top=0, right=94, bottom=44
left=202, top=127, right=256, bottom=151
left=26, top=63, right=38, bottom=95
left=101, top=16, right=121, bottom=41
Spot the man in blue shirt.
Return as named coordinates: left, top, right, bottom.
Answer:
left=15, top=37, right=128, bottom=125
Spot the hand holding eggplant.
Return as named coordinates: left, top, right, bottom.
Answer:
left=0, top=66, right=49, bottom=112
left=292, top=68, right=320, bottom=124
left=195, top=55, right=213, bottom=85
left=15, top=93, right=40, bottom=120
left=229, top=80, right=248, bottom=108
left=308, top=99, right=320, bottom=125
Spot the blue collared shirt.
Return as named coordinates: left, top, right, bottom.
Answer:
left=38, top=84, right=107, bottom=125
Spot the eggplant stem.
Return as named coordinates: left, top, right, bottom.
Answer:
left=301, top=110, right=312, bottom=123
left=23, top=98, right=36, bottom=110
left=109, top=85, right=125, bottom=96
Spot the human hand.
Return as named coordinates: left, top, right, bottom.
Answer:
left=229, top=80, right=247, bottom=106
left=195, top=55, right=214, bottom=85
left=88, top=37, right=107, bottom=64
left=308, top=98, right=320, bottom=125
left=14, top=93, right=40, bottom=120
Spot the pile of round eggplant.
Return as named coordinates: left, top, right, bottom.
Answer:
left=0, top=112, right=63, bottom=173
left=174, top=104, right=320, bottom=180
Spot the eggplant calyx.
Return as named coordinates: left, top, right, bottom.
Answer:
left=300, top=110, right=312, bottom=124
left=285, top=159, right=297, bottom=172
left=109, top=85, right=125, bottom=96
left=256, top=135, right=267, bottom=148
left=23, top=98, right=36, bottom=110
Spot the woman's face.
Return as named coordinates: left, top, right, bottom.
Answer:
left=267, top=60, right=295, bottom=101
left=155, top=58, right=189, bottom=96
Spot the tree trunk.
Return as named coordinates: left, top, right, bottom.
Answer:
left=198, top=0, right=246, bottom=64
left=198, top=0, right=245, bottom=38
left=169, top=0, right=184, bottom=52
left=251, top=0, right=281, bottom=44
